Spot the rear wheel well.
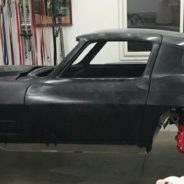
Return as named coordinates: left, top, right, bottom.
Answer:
left=158, top=107, right=184, bottom=130
left=147, top=108, right=183, bottom=152
left=145, top=108, right=184, bottom=152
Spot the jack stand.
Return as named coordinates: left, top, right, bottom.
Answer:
left=46, top=143, right=50, bottom=147
left=140, top=151, right=148, bottom=178
left=4, top=141, right=7, bottom=147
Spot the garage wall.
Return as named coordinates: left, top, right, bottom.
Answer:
left=63, top=0, right=120, bottom=58
left=37, top=0, right=122, bottom=65
left=0, top=0, right=121, bottom=65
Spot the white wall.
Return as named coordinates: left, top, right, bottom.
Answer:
left=63, top=0, right=120, bottom=55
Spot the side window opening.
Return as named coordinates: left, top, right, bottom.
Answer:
left=72, top=43, right=97, bottom=65
left=63, top=41, right=153, bottom=78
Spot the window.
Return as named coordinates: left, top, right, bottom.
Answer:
left=64, top=41, right=153, bottom=78
left=128, top=0, right=180, bottom=32
left=119, top=0, right=183, bottom=60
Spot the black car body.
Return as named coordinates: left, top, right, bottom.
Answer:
left=0, top=29, right=183, bottom=152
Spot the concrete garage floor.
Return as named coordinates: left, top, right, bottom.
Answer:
left=0, top=132, right=183, bottom=184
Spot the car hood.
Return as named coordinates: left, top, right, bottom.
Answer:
left=0, top=65, right=55, bottom=81
left=0, top=66, right=36, bottom=77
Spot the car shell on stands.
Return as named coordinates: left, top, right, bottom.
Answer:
left=0, top=29, right=184, bottom=152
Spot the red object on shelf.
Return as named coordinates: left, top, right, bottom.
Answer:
left=176, top=124, right=184, bottom=153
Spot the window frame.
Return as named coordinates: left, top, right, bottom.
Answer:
left=119, top=0, right=184, bottom=62
left=61, top=40, right=155, bottom=79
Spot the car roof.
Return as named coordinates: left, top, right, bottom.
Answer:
left=77, top=29, right=184, bottom=46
